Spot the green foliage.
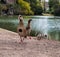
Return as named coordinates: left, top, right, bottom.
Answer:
left=0, top=4, right=2, bottom=14
left=49, top=0, right=59, bottom=11
left=17, top=0, right=34, bottom=15
left=0, top=22, right=16, bottom=32
left=13, top=4, right=21, bottom=15
left=34, top=5, right=43, bottom=15
left=24, top=0, right=43, bottom=15
left=0, top=0, right=43, bottom=15
left=54, top=5, right=60, bottom=16
left=30, top=30, right=41, bottom=36
left=0, top=4, right=7, bottom=15
left=49, top=0, right=60, bottom=15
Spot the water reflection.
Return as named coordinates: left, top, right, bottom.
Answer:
left=31, top=18, right=48, bottom=35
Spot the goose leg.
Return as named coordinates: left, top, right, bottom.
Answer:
left=29, top=36, right=31, bottom=39
left=21, top=37, right=23, bottom=42
left=19, top=36, right=23, bottom=44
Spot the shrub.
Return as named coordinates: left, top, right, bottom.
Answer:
left=34, top=6, right=43, bottom=15
left=54, top=5, right=60, bottom=16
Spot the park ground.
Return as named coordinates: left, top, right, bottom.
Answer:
left=0, top=28, right=60, bottom=57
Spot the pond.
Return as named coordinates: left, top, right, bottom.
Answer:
left=0, top=15, right=60, bottom=41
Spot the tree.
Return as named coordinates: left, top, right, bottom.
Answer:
left=34, top=5, right=43, bottom=15
left=0, top=4, right=2, bottom=15
left=17, top=0, right=34, bottom=15
left=54, top=5, right=60, bottom=16
left=49, top=0, right=59, bottom=14
left=24, top=0, right=43, bottom=15
left=13, top=3, right=21, bottom=15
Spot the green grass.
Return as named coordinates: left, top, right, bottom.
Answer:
left=0, top=15, right=18, bottom=19
left=0, top=22, right=17, bottom=32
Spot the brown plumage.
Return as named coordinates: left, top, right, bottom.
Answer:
left=17, top=15, right=32, bottom=43
left=26, top=19, right=32, bottom=36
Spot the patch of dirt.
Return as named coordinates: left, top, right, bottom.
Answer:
left=0, top=28, right=60, bottom=57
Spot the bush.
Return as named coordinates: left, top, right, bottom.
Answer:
left=17, top=0, right=34, bottom=15
left=34, top=6, right=43, bottom=15
left=54, top=6, right=60, bottom=16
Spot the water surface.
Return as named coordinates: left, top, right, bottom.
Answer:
left=0, top=16, right=60, bottom=41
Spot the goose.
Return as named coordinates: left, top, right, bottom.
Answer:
left=17, top=15, right=32, bottom=43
